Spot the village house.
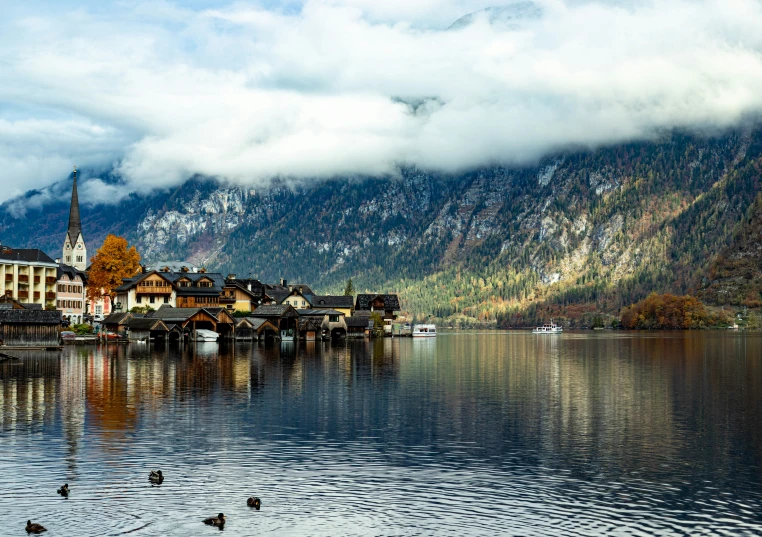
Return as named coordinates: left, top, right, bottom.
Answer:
left=295, top=308, right=348, bottom=339
left=354, top=294, right=401, bottom=335
left=56, top=264, right=86, bottom=325
left=221, top=275, right=265, bottom=313
left=114, top=269, right=226, bottom=312
left=0, top=247, right=58, bottom=309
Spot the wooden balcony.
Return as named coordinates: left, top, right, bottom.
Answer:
left=33, top=292, right=41, bottom=300
left=34, top=276, right=41, bottom=284
left=18, top=275, right=28, bottom=283
left=220, top=296, right=236, bottom=305
left=46, top=276, right=57, bottom=284
left=4, top=274, right=13, bottom=281
left=17, top=291, right=28, bottom=299
left=46, top=292, right=56, bottom=300
left=136, top=285, right=172, bottom=295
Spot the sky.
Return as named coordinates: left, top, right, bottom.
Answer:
left=1, top=0, right=762, bottom=204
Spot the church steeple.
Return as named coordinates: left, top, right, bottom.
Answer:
left=62, top=166, right=87, bottom=271
left=67, top=166, right=82, bottom=247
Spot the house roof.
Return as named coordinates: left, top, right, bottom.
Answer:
left=346, top=316, right=373, bottom=328
left=0, top=247, right=56, bottom=265
left=0, top=309, right=61, bottom=324
left=298, top=318, right=322, bottom=331
left=265, top=282, right=315, bottom=295
left=102, top=312, right=134, bottom=325
left=126, top=318, right=168, bottom=331
left=146, top=306, right=213, bottom=322
left=311, top=295, right=354, bottom=308
left=295, top=309, right=343, bottom=317
left=355, top=294, right=401, bottom=311
left=249, top=304, right=298, bottom=318
left=58, top=264, right=87, bottom=283
left=266, top=290, right=291, bottom=304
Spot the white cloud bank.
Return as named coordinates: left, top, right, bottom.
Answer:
left=1, top=0, right=762, bottom=203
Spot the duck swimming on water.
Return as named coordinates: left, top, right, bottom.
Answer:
left=247, top=497, right=261, bottom=510
left=57, top=483, right=69, bottom=496
left=25, top=520, right=47, bottom=533
left=149, top=470, right=164, bottom=484
left=203, top=513, right=226, bottom=526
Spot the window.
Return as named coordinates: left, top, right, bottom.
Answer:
left=57, top=300, right=61, bottom=308
left=164, top=296, right=169, bottom=303
left=137, top=295, right=142, bottom=304
left=150, top=296, right=155, bottom=303
left=302, top=300, right=306, bottom=306
left=329, top=315, right=339, bottom=323
left=66, top=255, right=71, bottom=263
left=95, top=305, right=102, bottom=315
left=76, top=256, right=83, bottom=263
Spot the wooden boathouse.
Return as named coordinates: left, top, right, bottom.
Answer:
left=0, top=307, right=61, bottom=347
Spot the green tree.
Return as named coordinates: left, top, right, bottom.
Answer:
left=344, top=278, right=355, bottom=296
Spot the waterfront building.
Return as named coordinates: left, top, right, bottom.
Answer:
left=354, top=294, right=401, bottom=334
left=295, top=308, right=348, bottom=338
left=0, top=247, right=58, bottom=309
left=0, top=307, right=61, bottom=346
left=57, top=264, right=86, bottom=324
left=221, top=275, right=266, bottom=313
left=114, top=270, right=225, bottom=311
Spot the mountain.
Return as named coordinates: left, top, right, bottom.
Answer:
left=1, top=129, right=761, bottom=327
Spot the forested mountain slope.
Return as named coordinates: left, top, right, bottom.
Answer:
left=1, top=129, right=760, bottom=326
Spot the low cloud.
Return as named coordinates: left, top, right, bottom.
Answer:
left=1, top=0, right=762, bottom=203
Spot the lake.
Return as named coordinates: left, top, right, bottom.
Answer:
left=1, top=332, right=761, bottom=536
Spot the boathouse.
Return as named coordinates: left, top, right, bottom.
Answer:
left=0, top=307, right=62, bottom=347
left=125, top=317, right=169, bottom=342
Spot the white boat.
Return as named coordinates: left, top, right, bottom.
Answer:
left=533, top=320, right=563, bottom=334
left=280, top=328, right=296, bottom=342
left=193, top=329, right=220, bottom=342
left=412, top=324, right=437, bottom=337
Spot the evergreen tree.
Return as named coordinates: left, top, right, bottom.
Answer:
left=344, top=278, right=355, bottom=296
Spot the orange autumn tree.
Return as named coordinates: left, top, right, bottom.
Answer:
left=87, top=235, right=141, bottom=305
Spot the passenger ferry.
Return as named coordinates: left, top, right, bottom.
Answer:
left=532, top=320, right=563, bottom=334
left=412, top=324, right=437, bottom=337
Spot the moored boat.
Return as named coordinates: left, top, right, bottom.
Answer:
left=533, top=320, right=563, bottom=334
left=412, top=324, right=437, bottom=337
left=193, top=329, right=219, bottom=342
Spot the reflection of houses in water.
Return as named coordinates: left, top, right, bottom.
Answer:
left=0, top=350, right=61, bottom=430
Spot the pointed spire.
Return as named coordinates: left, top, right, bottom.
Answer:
left=67, top=166, right=82, bottom=246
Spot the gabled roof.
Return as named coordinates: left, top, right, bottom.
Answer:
left=103, top=312, right=134, bottom=325
left=355, top=294, right=401, bottom=311
left=58, top=264, right=87, bottom=283
left=0, top=247, right=56, bottom=264
left=311, top=295, right=354, bottom=308
left=126, top=318, right=168, bottom=331
left=298, top=318, right=322, bottom=331
left=347, top=316, right=374, bottom=328
left=147, top=306, right=214, bottom=322
left=250, top=304, right=299, bottom=318
left=266, top=290, right=291, bottom=304
left=0, top=309, right=61, bottom=324
left=296, top=308, right=343, bottom=317
left=266, top=282, right=315, bottom=295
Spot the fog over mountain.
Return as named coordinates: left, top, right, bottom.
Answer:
left=2, top=0, right=762, bottom=203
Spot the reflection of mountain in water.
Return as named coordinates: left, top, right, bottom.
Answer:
left=448, top=2, right=544, bottom=30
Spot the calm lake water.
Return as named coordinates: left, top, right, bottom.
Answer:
left=1, top=332, right=761, bottom=536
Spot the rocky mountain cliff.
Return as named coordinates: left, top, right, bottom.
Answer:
left=2, top=129, right=761, bottom=326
